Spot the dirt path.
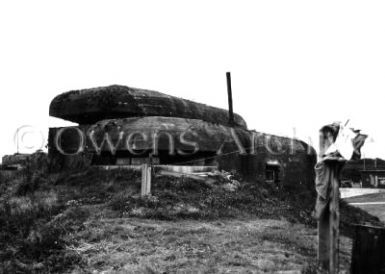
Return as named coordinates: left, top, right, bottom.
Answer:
left=345, top=192, right=385, bottom=223
left=340, top=188, right=385, bottom=199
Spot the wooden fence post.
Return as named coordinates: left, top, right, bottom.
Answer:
left=329, top=166, right=340, bottom=274
left=146, top=164, right=152, bottom=194
left=318, top=160, right=344, bottom=273
left=141, top=163, right=151, bottom=196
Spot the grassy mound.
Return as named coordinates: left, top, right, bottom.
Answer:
left=0, top=166, right=382, bottom=272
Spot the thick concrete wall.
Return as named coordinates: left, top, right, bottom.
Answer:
left=48, top=118, right=317, bottom=191
left=48, top=85, right=316, bottom=189
left=216, top=133, right=316, bottom=190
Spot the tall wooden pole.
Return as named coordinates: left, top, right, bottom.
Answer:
left=317, top=125, right=344, bottom=273
left=329, top=165, right=340, bottom=274
left=318, top=161, right=342, bottom=273
left=226, top=72, right=234, bottom=125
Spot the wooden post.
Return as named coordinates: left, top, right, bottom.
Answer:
left=329, top=166, right=340, bottom=274
left=146, top=164, right=151, bottom=194
left=317, top=160, right=344, bottom=273
left=141, top=163, right=147, bottom=196
left=141, top=163, right=151, bottom=196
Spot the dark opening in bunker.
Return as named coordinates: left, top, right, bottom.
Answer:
left=90, top=150, right=217, bottom=166
left=266, top=162, right=280, bottom=183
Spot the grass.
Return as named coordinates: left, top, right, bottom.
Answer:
left=0, top=166, right=382, bottom=273
left=108, top=173, right=317, bottom=225
left=348, top=204, right=385, bottom=224
left=70, top=218, right=322, bottom=273
left=0, top=188, right=84, bottom=272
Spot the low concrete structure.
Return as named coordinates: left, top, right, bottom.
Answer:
left=2, top=153, right=30, bottom=170
left=361, top=170, right=385, bottom=188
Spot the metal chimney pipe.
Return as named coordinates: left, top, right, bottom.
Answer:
left=226, top=72, right=234, bottom=125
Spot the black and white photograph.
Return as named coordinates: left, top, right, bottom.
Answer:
left=1, top=1, right=385, bottom=273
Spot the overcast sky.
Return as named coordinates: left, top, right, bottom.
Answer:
left=0, top=1, right=384, bottom=161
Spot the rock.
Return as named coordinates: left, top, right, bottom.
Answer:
left=186, top=205, right=200, bottom=213
left=222, top=183, right=237, bottom=192
left=131, top=207, right=146, bottom=217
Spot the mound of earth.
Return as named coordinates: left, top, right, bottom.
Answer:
left=0, top=167, right=382, bottom=272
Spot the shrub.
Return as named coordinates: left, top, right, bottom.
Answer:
left=0, top=191, right=86, bottom=273
left=15, top=171, right=48, bottom=196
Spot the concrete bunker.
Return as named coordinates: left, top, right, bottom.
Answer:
left=48, top=85, right=316, bottom=188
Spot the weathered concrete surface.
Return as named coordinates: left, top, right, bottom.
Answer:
left=49, top=116, right=311, bottom=155
left=48, top=116, right=316, bottom=189
left=48, top=85, right=316, bottom=189
left=48, top=116, right=251, bottom=169
left=49, top=85, right=247, bottom=128
left=87, top=116, right=250, bottom=153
